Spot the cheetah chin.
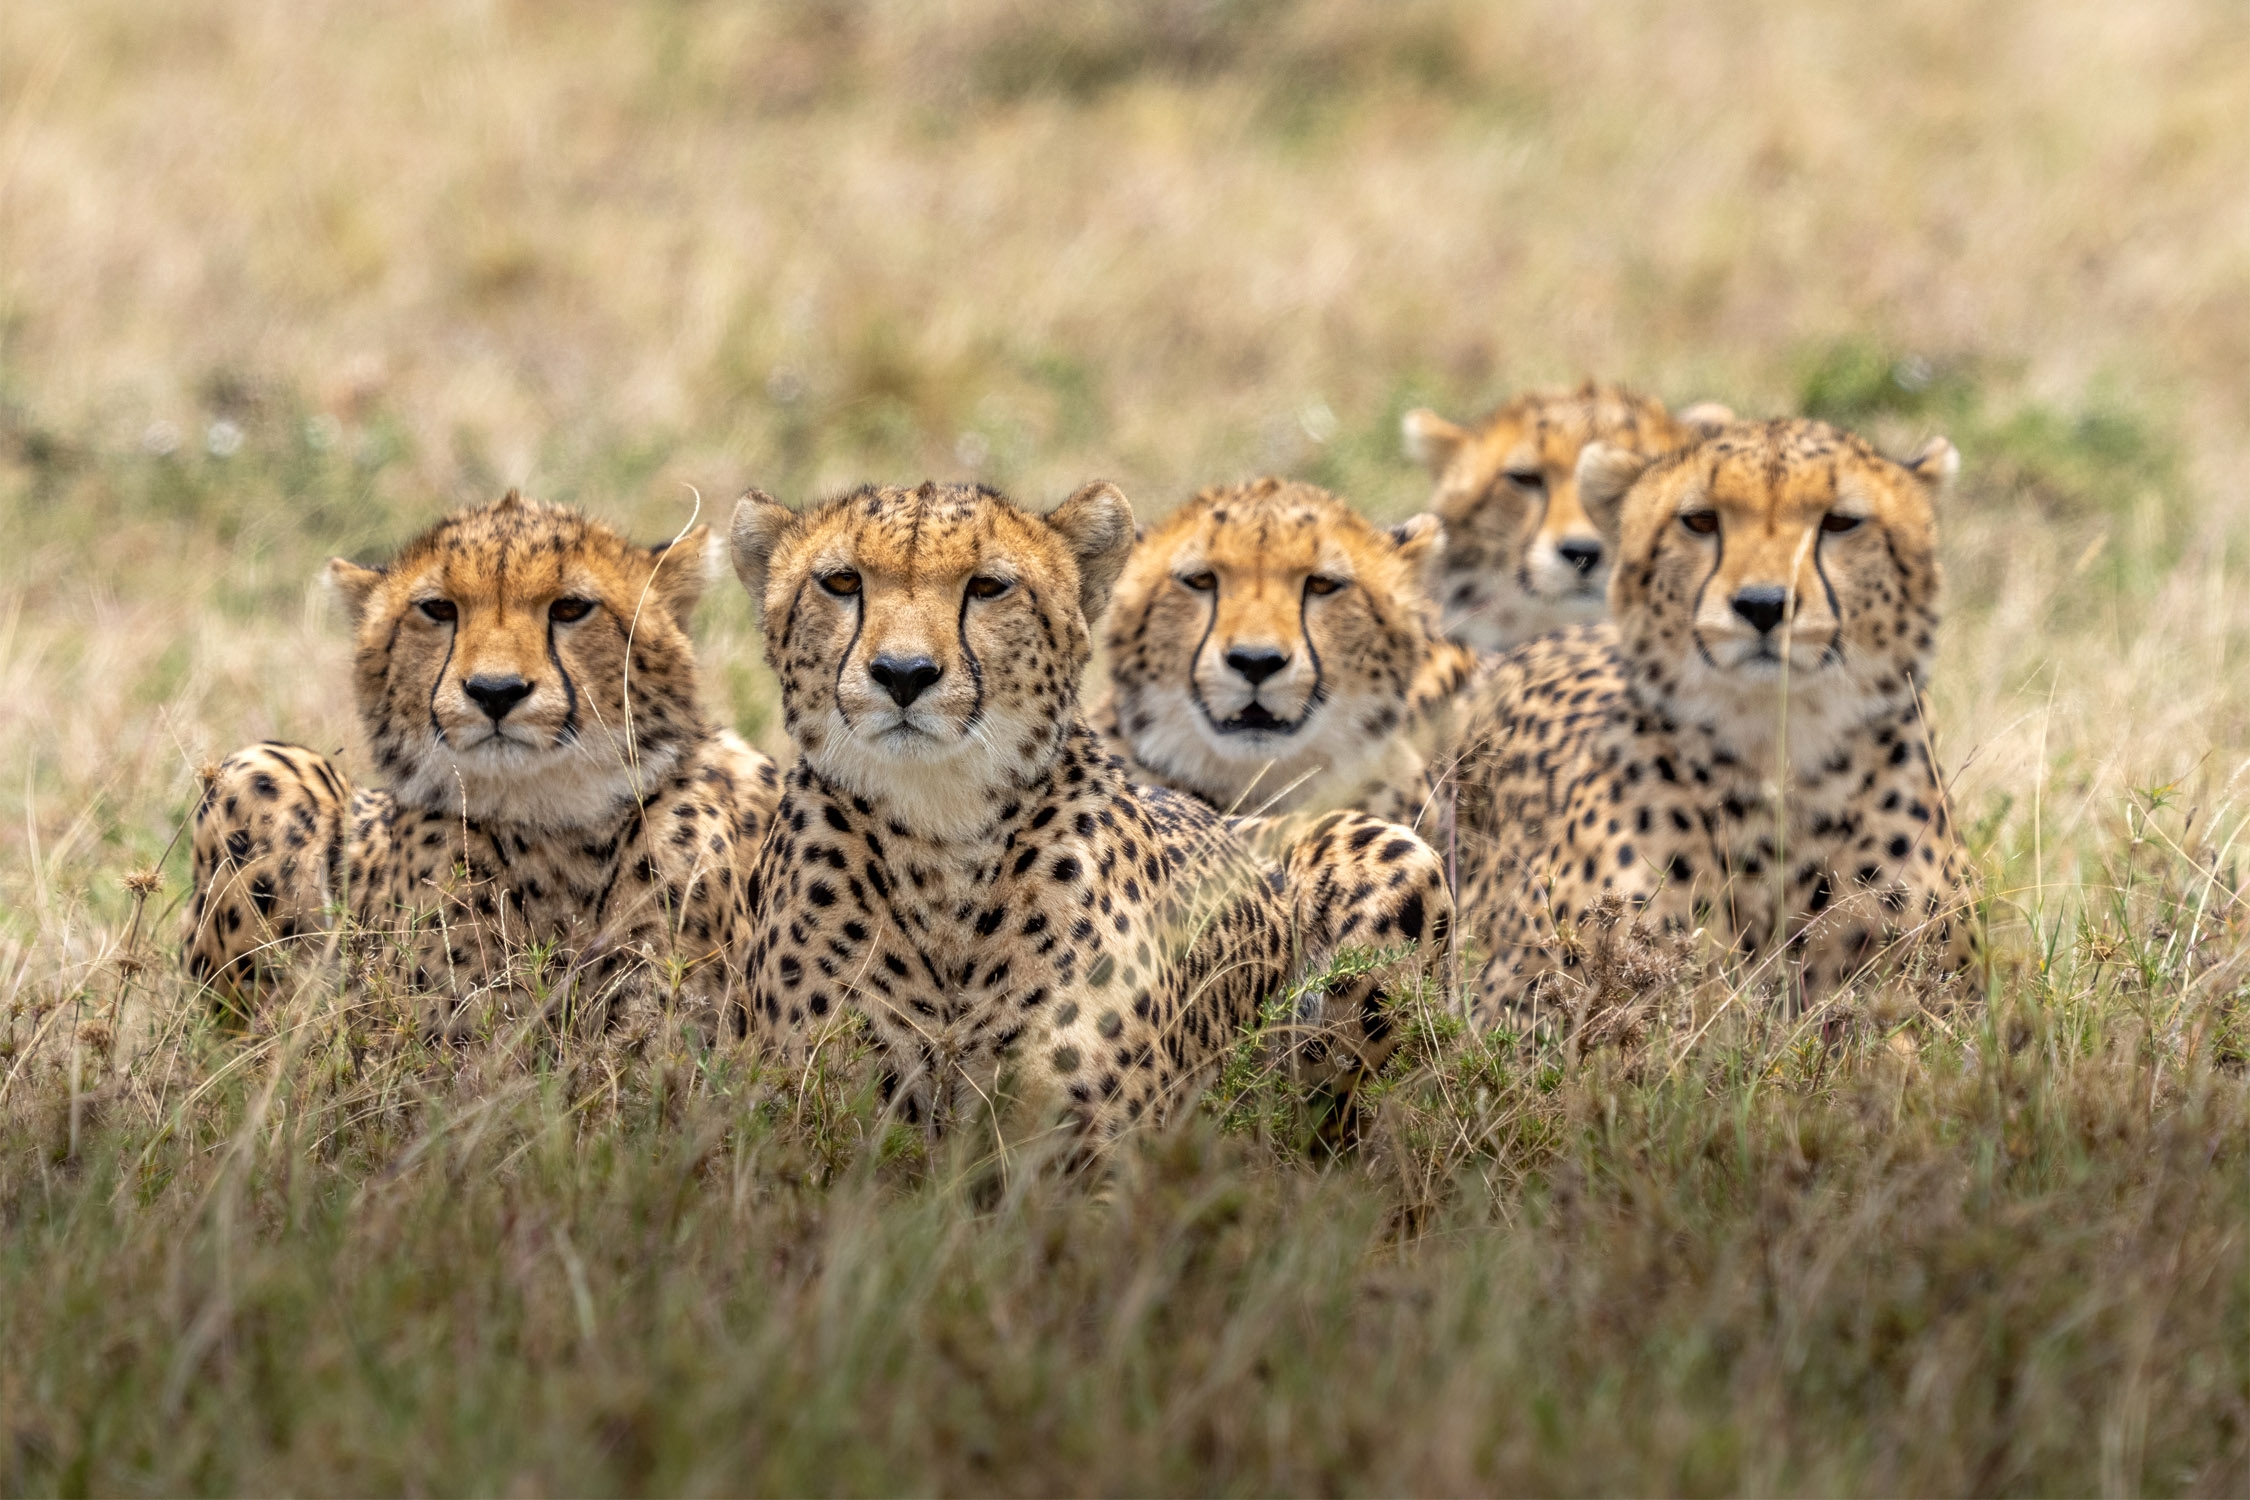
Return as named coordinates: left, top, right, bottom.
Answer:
left=394, top=730, right=684, bottom=831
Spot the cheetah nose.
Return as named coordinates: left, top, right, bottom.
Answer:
left=1557, top=539, right=1604, bottom=576
left=1225, top=646, right=1290, bottom=686
left=868, top=654, right=944, bottom=708
left=1731, top=586, right=1790, bottom=635
left=463, top=674, right=534, bottom=721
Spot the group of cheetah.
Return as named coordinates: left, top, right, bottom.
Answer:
left=185, top=382, right=1976, bottom=1149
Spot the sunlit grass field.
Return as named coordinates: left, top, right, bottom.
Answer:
left=2, top=1, right=2247, bottom=1491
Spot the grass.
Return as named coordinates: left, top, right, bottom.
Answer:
left=3, top=0, right=2250, bottom=1492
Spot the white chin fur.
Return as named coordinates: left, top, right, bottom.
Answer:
left=810, top=706, right=1038, bottom=840
left=1126, top=682, right=1384, bottom=816
left=1669, top=649, right=1902, bottom=776
left=398, top=733, right=682, bottom=828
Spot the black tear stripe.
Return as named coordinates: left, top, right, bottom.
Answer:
left=1687, top=511, right=1727, bottom=673
left=1295, top=578, right=1327, bottom=719
left=1810, top=526, right=1847, bottom=666
left=956, top=581, right=987, bottom=735
left=425, top=608, right=457, bottom=747
left=1182, top=577, right=1222, bottom=735
left=545, top=613, right=581, bottom=747
left=831, top=584, right=866, bottom=733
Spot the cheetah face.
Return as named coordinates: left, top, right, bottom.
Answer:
left=1403, top=383, right=1731, bottom=652
left=1604, top=419, right=1956, bottom=764
left=733, top=480, right=1133, bottom=839
left=326, top=491, right=713, bottom=828
left=1103, top=478, right=1442, bottom=813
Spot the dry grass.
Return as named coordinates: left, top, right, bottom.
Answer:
left=1, top=0, right=2248, bottom=1492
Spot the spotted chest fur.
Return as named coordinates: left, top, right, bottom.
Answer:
left=184, top=491, right=783, bottom=1042
left=1447, top=420, right=1977, bottom=1028
left=729, top=480, right=1454, bottom=1149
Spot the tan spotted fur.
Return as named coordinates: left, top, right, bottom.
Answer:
left=1449, top=419, right=1978, bottom=1029
left=184, top=491, right=782, bottom=1041
left=1093, top=476, right=1485, bottom=835
left=729, top=480, right=1453, bottom=1149
left=1403, top=381, right=1732, bottom=651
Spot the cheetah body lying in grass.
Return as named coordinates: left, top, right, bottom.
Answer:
left=1448, top=419, right=1978, bottom=1030
left=184, top=491, right=781, bottom=1042
left=727, top=479, right=1454, bottom=1148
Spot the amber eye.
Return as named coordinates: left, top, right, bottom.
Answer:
left=1504, top=468, right=1546, bottom=490
left=1304, top=575, right=1345, bottom=596
left=966, top=575, right=1012, bottom=600
left=1179, top=571, right=1217, bottom=592
left=1679, top=510, right=1720, bottom=536
left=819, top=570, right=862, bottom=597
left=418, top=599, right=458, bottom=623
left=1820, top=512, right=1865, bottom=534
left=549, top=597, right=596, bottom=623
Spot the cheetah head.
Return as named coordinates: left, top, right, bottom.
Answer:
left=731, top=479, right=1134, bottom=839
left=1102, top=477, right=1444, bottom=814
left=1600, top=417, right=1957, bottom=767
left=326, top=490, right=714, bottom=828
left=1402, top=381, right=1731, bottom=652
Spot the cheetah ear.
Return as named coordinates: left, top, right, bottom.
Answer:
left=1046, top=480, right=1136, bottom=625
left=326, top=558, right=383, bottom=622
left=1576, top=442, right=1655, bottom=528
left=729, top=490, right=797, bottom=620
left=1385, top=511, right=1444, bottom=568
left=642, top=523, right=713, bottom=626
left=1676, top=401, right=1735, bottom=436
left=1401, top=408, right=1469, bottom=476
left=1903, top=436, right=1960, bottom=496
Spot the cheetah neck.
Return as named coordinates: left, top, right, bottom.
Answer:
left=1646, top=655, right=1919, bottom=786
left=1112, top=678, right=1423, bottom=818
left=393, top=728, right=696, bottom=832
left=811, top=724, right=1117, bottom=957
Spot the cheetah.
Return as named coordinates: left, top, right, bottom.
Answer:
left=184, top=491, right=782, bottom=1042
left=1092, top=476, right=1484, bottom=835
left=1447, top=418, right=1978, bottom=1029
left=1403, top=381, right=1732, bottom=651
left=727, top=479, right=1453, bottom=1148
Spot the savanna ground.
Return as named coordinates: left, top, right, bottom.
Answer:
left=2, top=1, right=2248, bottom=1492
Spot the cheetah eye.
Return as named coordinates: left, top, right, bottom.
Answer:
left=549, top=596, right=596, bottom=623
left=1679, top=510, right=1720, bottom=536
left=819, top=570, right=862, bottom=597
left=1304, top=575, right=1346, bottom=596
left=1504, top=468, right=1545, bottom=490
left=1819, top=512, right=1865, bottom=534
left=966, top=575, right=1013, bottom=600
left=1179, top=571, right=1217, bottom=593
left=418, top=599, right=458, bottom=623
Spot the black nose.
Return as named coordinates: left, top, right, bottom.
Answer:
left=869, top=654, right=943, bottom=708
left=1225, top=646, right=1290, bottom=686
left=1731, top=586, right=1790, bottom=635
left=463, top=674, right=533, bottom=721
left=1557, top=539, right=1604, bottom=576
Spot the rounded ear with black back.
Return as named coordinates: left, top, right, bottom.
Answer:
left=1385, top=511, right=1445, bottom=569
left=1044, top=480, right=1136, bottom=626
left=639, top=523, right=713, bottom=627
left=1904, top=436, right=1960, bottom=497
left=729, top=489, right=798, bottom=621
left=1576, top=442, right=1657, bottom=531
left=326, top=558, right=383, bottom=623
left=1676, top=401, right=1736, bottom=436
left=1401, top=408, right=1471, bottom=476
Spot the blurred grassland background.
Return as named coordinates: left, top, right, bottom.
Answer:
left=1, top=0, right=2248, bottom=1493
